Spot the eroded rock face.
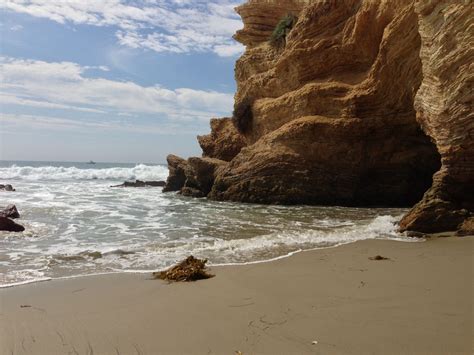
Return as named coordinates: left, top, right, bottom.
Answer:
left=181, top=157, right=227, bottom=198
left=197, top=118, right=247, bottom=162
left=211, top=0, right=442, bottom=206
left=165, top=0, right=472, bottom=233
left=163, top=155, right=189, bottom=192
left=399, top=0, right=474, bottom=233
left=210, top=115, right=439, bottom=206
left=163, top=155, right=227, bottom=197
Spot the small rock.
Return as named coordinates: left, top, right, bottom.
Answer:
left=0, top=184, right=15, bottom=192
left=0, top=204, right=20, bottom=219
left=0, top=217, right=25, bottom=232
left=111, top=180, right=166, bottom=188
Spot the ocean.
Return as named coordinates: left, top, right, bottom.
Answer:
left=0, top=160, right=415, bottom=287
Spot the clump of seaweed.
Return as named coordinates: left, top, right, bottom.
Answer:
left=153, top=256, right=214, bottom=282
left=232, top=98, right=254, bottom=133
left=270, top=14, right=297, bottom=47
left=369, top=255, right=390, bottom=261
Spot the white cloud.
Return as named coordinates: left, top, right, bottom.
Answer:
left=0, top=0, right=245, bottom=57
left=213, top=43, right=246, bottom=57
left=9, top=24, right=23, bottom=31
left=1, top=112, right=200, bottom=134
left=0, top=56, right=234, bottom=121
left=0, top=93, right=106, bottom=113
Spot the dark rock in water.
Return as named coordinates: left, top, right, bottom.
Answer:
left=0, top=204, right=20, bottom=219
left=111, top=180, right=166, bottom=188
left=180, top=187, right=206, bottom=198
left=143, top=181, right=166, bottom=187
left=0, top=184, right=15, bottom=192
left=162, top=155, right=189, bottom=192
left=0, top=217, right=25, bottom=232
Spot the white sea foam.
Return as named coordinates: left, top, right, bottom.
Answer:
left=0, top=161, right=414, bottom=287
left=130, top=215, right=412, bottom=266
left=0, top=164, right=168, bottom=181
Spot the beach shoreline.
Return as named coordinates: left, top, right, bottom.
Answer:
left=1, top=236, right=473, bottom=354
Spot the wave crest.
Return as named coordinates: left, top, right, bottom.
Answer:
left=0, top=164, right=168, bottom=181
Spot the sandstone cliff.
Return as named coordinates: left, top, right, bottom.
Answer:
left=164, top=0, right=473, bottom=234
left=399, top=0, right=474, bottom=233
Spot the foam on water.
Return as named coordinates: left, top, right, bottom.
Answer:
left=0, top=161, right=416, bottom=287
left=0, top=163, right=168, bottom=181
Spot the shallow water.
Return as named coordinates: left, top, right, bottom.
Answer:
left=0, top=161, right=414, bottom=287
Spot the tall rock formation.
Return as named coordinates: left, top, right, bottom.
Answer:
left=164, top=0, right=473, bottom=234
left=399, top=0, right=474, bottom=232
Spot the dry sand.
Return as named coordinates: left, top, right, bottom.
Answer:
left=1, top=237, right=473, bottom=355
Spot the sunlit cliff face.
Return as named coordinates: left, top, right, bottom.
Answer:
left=165, top=0, right=473, bottom=234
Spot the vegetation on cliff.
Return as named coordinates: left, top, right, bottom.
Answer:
left=270, top=14, right=297, bottom=46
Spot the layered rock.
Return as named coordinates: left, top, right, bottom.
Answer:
left=180, top=157, right=227, bottom=198
left=210, top=115, right=439, bottom=206
left=399, top=0, right=474, bottom=233
left=165, top=0, right=472, bottom=233
left=197, top=118, right=246, bottom=161
left=163, top=155, right=189, bottom=192
left=163, top=155, right=227, bottom=198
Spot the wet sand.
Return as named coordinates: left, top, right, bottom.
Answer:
left=1, top=237, right=473, bottom=354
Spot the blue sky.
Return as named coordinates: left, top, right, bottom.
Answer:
left=0, top=0, right=244, bottom=163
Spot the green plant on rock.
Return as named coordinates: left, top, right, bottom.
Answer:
left=270, top=14, right=297, bottom=46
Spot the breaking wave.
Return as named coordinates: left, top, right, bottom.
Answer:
left=0, top=164, right=168, bottom=182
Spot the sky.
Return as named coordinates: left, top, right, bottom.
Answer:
left=0, top=0, right=245, bottom=163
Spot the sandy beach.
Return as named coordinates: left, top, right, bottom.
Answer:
left=1, top=236, right=473, bottom=355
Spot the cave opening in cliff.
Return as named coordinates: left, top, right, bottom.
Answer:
left=353, top=124, right=442, bottom=208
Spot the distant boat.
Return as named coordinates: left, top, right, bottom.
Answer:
left=87, top=160, right=96, bottom=165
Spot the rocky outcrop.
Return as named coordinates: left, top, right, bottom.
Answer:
left=162, top=155, right=227, bottom=197
left=181, top=157, right=227, bottom=198
left=0, top=205, right=20, bottom=219
left=210, top=115, right=439, bottom=206
left=111, top=180, right=166, bottom=188
left=399, top=0, right=474, bottom=233
left=197, top=118, right=247, bottom=161
left=163, top=155, right=189, bottom=192
left=0, top=217, right=25, bottom=232
left=166, top=0, right=472, bottom=233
